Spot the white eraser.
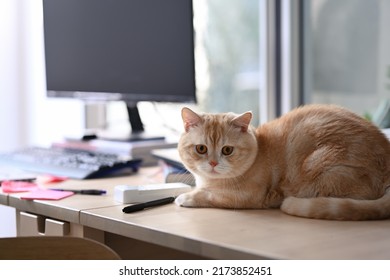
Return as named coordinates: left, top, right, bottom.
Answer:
left=114, top=182, right=192, bottom=203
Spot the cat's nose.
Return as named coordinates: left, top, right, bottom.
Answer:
left=209, top=160, right=218, bottom=167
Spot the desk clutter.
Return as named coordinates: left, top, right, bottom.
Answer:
left=1, top=175, right=192, bottom=203
left=0, top=146, right=142, bottom=179
left=151, top=148, right=196, bottom=186
left=0, top=180, right=107, bottom=200
left=1, top=180, right=74, bottom=200
left=0, top=142, right=195, bottom=211
left=53, top=137, right=178, bottom=167
left=0, top=138, right=182, bottom=181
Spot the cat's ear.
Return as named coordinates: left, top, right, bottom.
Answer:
left=182, top=107, right=202, bottom=132
left=232, top=111, right=252, bottom=132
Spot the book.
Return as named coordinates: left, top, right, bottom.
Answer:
left=151, top=148, right=184, bottom=170
left=152, top=148, right=196, bottom=186
left=165, top=172, right=195, bottom=186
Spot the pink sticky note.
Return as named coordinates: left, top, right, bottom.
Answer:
left=1, top=181, right=39, bottom=193
left=36, top=175, right=68, bottom=184
left=20, top=189, right=74, bottom=200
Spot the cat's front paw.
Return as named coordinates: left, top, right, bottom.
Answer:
left=175, top=192, right=197, bottom=207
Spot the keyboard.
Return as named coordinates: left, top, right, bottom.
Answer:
left=0, top=147, right=142, bottom=179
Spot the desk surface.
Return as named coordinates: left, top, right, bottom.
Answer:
left=1, top=167, right=390, bottom=259
left=2, top=168, right=163, bottom=224
left=80, top=204, right=390, bottom=260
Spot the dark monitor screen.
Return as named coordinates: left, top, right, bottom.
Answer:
left=42, top=0, right=196, bottom=104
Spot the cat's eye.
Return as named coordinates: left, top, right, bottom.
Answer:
left=195, top=144, right=208, bottom=154
left=221, top=146, right=234, bottom=156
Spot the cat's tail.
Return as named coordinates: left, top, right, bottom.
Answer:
left=280, top=187, right=390, bottom=220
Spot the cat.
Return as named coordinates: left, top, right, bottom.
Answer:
left=175, top=104, right=390, bottom=220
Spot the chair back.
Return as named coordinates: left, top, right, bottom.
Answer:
left=0, top=236, right=121, bottom=260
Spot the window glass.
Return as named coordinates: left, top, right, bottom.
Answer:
left=307, top=0, right=390, bottom=126
left=194, top=0, right=260, bottom=124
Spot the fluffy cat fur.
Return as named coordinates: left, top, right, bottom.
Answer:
left=175, top=104, right=390, bottom=220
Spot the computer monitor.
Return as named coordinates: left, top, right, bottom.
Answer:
left=42, top=0, right=196, bottom=141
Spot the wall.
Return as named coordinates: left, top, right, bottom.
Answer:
left=0, top=0, right=86, bottom=237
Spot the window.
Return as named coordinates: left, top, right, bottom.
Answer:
left=194, top=0, right=260, bottom=125
left=304, top=0, right=390, bottom=126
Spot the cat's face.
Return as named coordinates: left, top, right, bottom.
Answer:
left=178, top=107, right=258, bottom=180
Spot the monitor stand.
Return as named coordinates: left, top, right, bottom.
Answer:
left=97, top=103, right=166, bottom=142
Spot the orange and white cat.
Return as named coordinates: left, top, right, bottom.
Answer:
left=175, top=104, right=390, bottom=220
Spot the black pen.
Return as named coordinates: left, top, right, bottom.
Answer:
left=50, top=189, right=107, bottom=195
left=122, top=197, right=175, bottom=213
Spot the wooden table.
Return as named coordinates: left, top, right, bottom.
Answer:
left=1, top=167, right=390, bottom=259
